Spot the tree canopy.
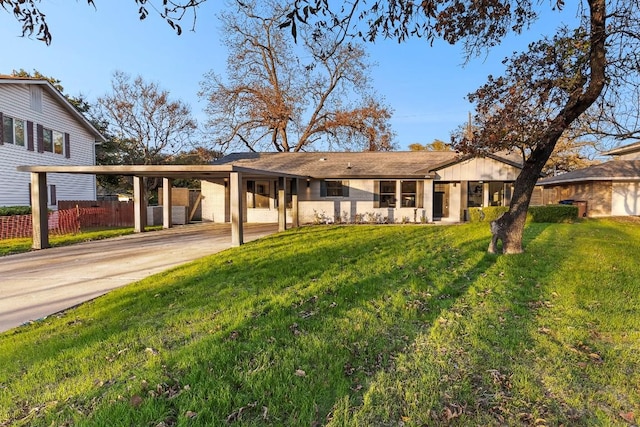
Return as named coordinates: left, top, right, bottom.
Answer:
left=200, top=0, right=394, bottom=153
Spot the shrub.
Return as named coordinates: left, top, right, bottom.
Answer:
left=528, top=205, right=578, bottom=223
left=0, top=206, right=32, bottom=216
left=468, top=206, right=509, bottom=222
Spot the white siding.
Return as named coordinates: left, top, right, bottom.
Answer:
left=434, top=157, right=520, bottom=181
left=612, top=182, right=640, bottom=216
left=0, top=83, right=97, bottom=207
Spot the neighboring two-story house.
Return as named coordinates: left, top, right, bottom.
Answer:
left=0, top=75, right=105, bottom=208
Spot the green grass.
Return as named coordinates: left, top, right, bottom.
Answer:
left=0, top=226, right=161, bottom=256
left=0, top=219, right=638, bottom=426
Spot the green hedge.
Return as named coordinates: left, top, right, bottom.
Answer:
left=0, top=206, right=32, bottom=216
left=469, top=205, right=578, bottom=223
left=468, top=206, right=510, bottom=222
left=528, top=205, right=578, bottom=223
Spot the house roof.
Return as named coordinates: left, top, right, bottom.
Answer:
left=537, top=160, right=640, bottom=185
left=0, top=75, right=106, bottom=143
left=213, top=151, right=523, bottom=179
left=602, top=141, right=640, bottom=157
left=213, top=151, right=461, bottom=179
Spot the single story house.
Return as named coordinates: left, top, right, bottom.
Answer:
left=537, top=141, right=640, bottom=217
left=201, top=151, right=524, bottom=224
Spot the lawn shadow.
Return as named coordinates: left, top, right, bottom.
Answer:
left=1, top=223, right=560, bottom=426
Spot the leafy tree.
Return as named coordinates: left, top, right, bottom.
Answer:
left=409, top=139, right=452, bottom=151
left=199, top=0, right=394, bottom=153
left=96, top=71, right=198, bottom=194
left=2, top=0, right=204, bottom=45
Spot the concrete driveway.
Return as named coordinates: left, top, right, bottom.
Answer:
left=0, top=223, right=278, bottom=332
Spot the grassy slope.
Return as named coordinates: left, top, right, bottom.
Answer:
left=0, top=220, right=638, bottom=426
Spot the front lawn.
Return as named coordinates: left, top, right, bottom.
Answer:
left=0, top=219, right=638, bottom=426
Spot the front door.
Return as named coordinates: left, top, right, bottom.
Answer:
left=433, top=183, right=449, bottom=219
left=434, top=192, right=444, bottom=218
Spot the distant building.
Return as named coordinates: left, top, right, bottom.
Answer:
left=0, top=75, right=105, bottom=208
left=201, top=151, right=523, bottom=224
left=537, top=141, right=640, bottom=216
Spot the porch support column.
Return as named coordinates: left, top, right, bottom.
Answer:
left=133, top=176, right=147, bottom=233
left=291, top=178, right=299, bottom=228
left=424, top=178, right=434, bottom=222
left=162, top=177, right=173, bottom=229
left=460, top=180, right=469, bottom=222
left=30, top=172, right=49, bottom=250
left=278, top=176, right=287, bottom=232
left=230, top=171, right=244, bottom=247
left=483, top=182, right=490, bottom=207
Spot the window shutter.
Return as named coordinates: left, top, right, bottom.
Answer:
left=64, top=133, right=70, bottom=159
left=373, top=180, right=380, bottom=208
left=36, top=124, right=44, bottom=153
left=416, top=181, right=424, bottom=208
left=27, top=121, right=34, bottom=151
left=0, top=112, right=3, bottom=145
left=320, top=180, right=327, bottom=197
left=342, top=180, right=349, bottom=197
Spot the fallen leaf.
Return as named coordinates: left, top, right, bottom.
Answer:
left=619, top=411, right=635, bottom=423
left=130, top=395, right=143, bottom=408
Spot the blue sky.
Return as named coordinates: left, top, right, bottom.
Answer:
left=1, top=2, right=578, bottom=151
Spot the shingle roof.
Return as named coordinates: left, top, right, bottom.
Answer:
left=213, top=151, right=523, bottom=179
left=537, top=160, right=640, bottom=185
left=213, top=151, right=458, bottom=179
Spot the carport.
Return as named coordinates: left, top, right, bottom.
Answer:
left=17, top=164, right=305, bottom=250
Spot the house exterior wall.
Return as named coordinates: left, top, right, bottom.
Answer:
left=540, top=181, right=612, bottom=217
left=0, top=83, right=97, bottom=207
left=201, top=179, right=228, bottom=222
left=200, top=156, right=521, bottom=224
left=434, top=157, right=520, bottom=181
left=612, top=182, right=640, bottom=215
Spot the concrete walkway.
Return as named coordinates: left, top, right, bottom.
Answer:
left=0, top=223, right=278, bottom=332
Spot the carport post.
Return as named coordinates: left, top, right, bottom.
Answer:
left=230, top=171, right=244, bottom=247
left=278, top=176, right=287, bottom=232
left=133, top=176, right=147, bottom=233
left=162, top=178, right=173, bottom=229
left=291, top=178, right=299, bottom=228
left=30, top=172, right=49, bottom=250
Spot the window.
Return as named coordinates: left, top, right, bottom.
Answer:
left=468, top=181, right=484, bottom=207
left=49, top=185, right=57, bottom=205
left=248, top=180, right=270, bottom=208
left=53, top=131, right=64, bottom=154
left=2, top=116, right=25, bottom=146
left=43, top=128, right=53, bottom=152
left=321, top=180, right=349, bottom=197
left=401, top=181, right=417, bottom=207
left=379, top=180, right=396, bottom=207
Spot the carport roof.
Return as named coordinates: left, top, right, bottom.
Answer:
left=16, top=164, right=306, bottom=179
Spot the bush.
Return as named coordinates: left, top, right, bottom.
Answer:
left=528, top=205, right=578, bottom=223
left=468, top=206, right=510, bottom=223
left=0, top=206, right=31, bottom=216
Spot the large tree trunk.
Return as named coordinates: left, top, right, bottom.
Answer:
left=489, top=0, right=606, bottom=254
left=489, top=142, right=556, bottom=254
